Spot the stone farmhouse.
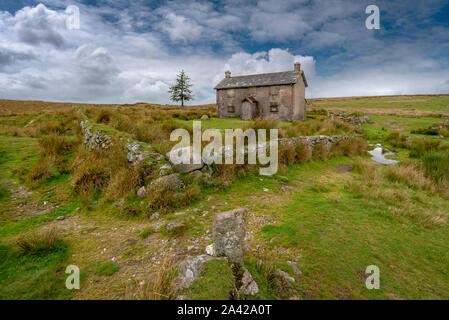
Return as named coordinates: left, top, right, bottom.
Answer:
left=214, top=62, right=308, bottom=121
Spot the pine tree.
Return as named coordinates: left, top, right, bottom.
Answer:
left=168, top=70, right=193, bottom=106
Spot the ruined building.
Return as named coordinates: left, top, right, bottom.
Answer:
left=214, top=62, right=308, bottom=121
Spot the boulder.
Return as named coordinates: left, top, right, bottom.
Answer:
left=150, top=212, right=159, bottom=220
left=177, top=255, right=216, bottom=288
left=212, top=207, right=247, bottom=264
left=150, top=173, right=185, bottom=191
left=205, top=244, right=215, bottom=256
left=239, top=268, right=259, bottom=295
left=188, top=170, right=203, bottom=181
left=166, top=221, right=184, bottom=232
left=137, top=186, right=146, bottom=198
left=200, top=115, right=209, bottom=120
left=166, top=146, right=204, bottom=173
left=158, top=163, right=172, bottom=176
left=277, top=268, right=295, bottom=284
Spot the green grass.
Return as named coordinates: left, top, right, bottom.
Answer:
left=0, top=243, right=73, bottom=300
left=137, top=226, right=154, bottom=239
left=0, top=201, right=80, bottom=238
left=0, top=135, right=39, bottom=179
left=173, top=117, right=290, bottom=131
left=260, top=160, right=449, bottom=299
left=183, top=259, right=235, bottom=300
left=2, top=95, right=449, bottom=300
left=361, top=115, right=446, bottom=142
left=314, top=95, right=449, bottom=113
left=87, top=261, right=120, bottom=276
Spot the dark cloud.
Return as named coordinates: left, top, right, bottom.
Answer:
left=0, top=47, right=35, bottom=69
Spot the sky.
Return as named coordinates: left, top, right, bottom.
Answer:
left=0, top=0, right=448, bottom=105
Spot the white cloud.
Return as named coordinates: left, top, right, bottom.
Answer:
left=158, top=12, right=203, bottom=42
left=221, top=48, right=316, bottom=80
left=13, top=3, right=68, bottom=48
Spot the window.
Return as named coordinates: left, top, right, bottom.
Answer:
left=227, top=105, right=235, bottom=113
left=270, top=103, right=278, bottom=113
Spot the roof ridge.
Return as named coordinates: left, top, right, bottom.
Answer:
left=214, top=69, right=307, bottom=90
left=228, top=70, right=297, bottom=78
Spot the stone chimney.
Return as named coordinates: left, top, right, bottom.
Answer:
left=225, top=70, right=231, bottom=78
left=294, top=62, right=301, bottom=72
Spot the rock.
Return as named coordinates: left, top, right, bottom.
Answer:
left=239, top=268, right=259, bottom=295
left=166, top=146, right=204, bottom=173
left=176, top=295, right=188, bottom=300
left=56, top=216, right=65, bottom=221
left=80, top=121, right=112, bottom=151
left=277, top=269, right=295, bottom=284
left=174, top=211, right=186, bottom=216
left=326, top=111, right=370, bottom=124
left=213, top=207, right=247, bottom=264
left=137, top=186, right=146, bottom=198
left=202, top=172, right=213, bottom=185
left=177, top=255, right=217, bottom=288
left=166, top=221, right=184, bottom=232
left=115, top=201, right=124, bottom=208
left=150, top=173, right=185, bottom=191
left=205, top=244, right=215, bottom=256
left=150, top=212, right=159, bottom=220
left=200, top=115, right=209, bottom=120
left=158, top=163, right=172, bottom=176
left=35, top=209, right=50, bottom=216
left=188, top=170, right=203, bottom=181
left=287, top=261, right=302, bottom=275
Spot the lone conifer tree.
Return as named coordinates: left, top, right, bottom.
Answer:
left=168, top=70, right=193, bottom=106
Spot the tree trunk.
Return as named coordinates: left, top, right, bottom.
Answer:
left=181, top=98, right=184, bottom=107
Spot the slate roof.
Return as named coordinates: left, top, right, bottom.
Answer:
left=214, top=70, right=308, bottom=90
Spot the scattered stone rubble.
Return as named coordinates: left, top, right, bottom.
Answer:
left=327, top=111, right=371, bottom=124
left=80, top=120, right=112, bottom=151
left=126, top=142, right=166, bottom=167
left=278, top=135, right=350, bottom=152
left=150, top=173, right=185, bottom=191
left=80, top=120, right=171, bottom=175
